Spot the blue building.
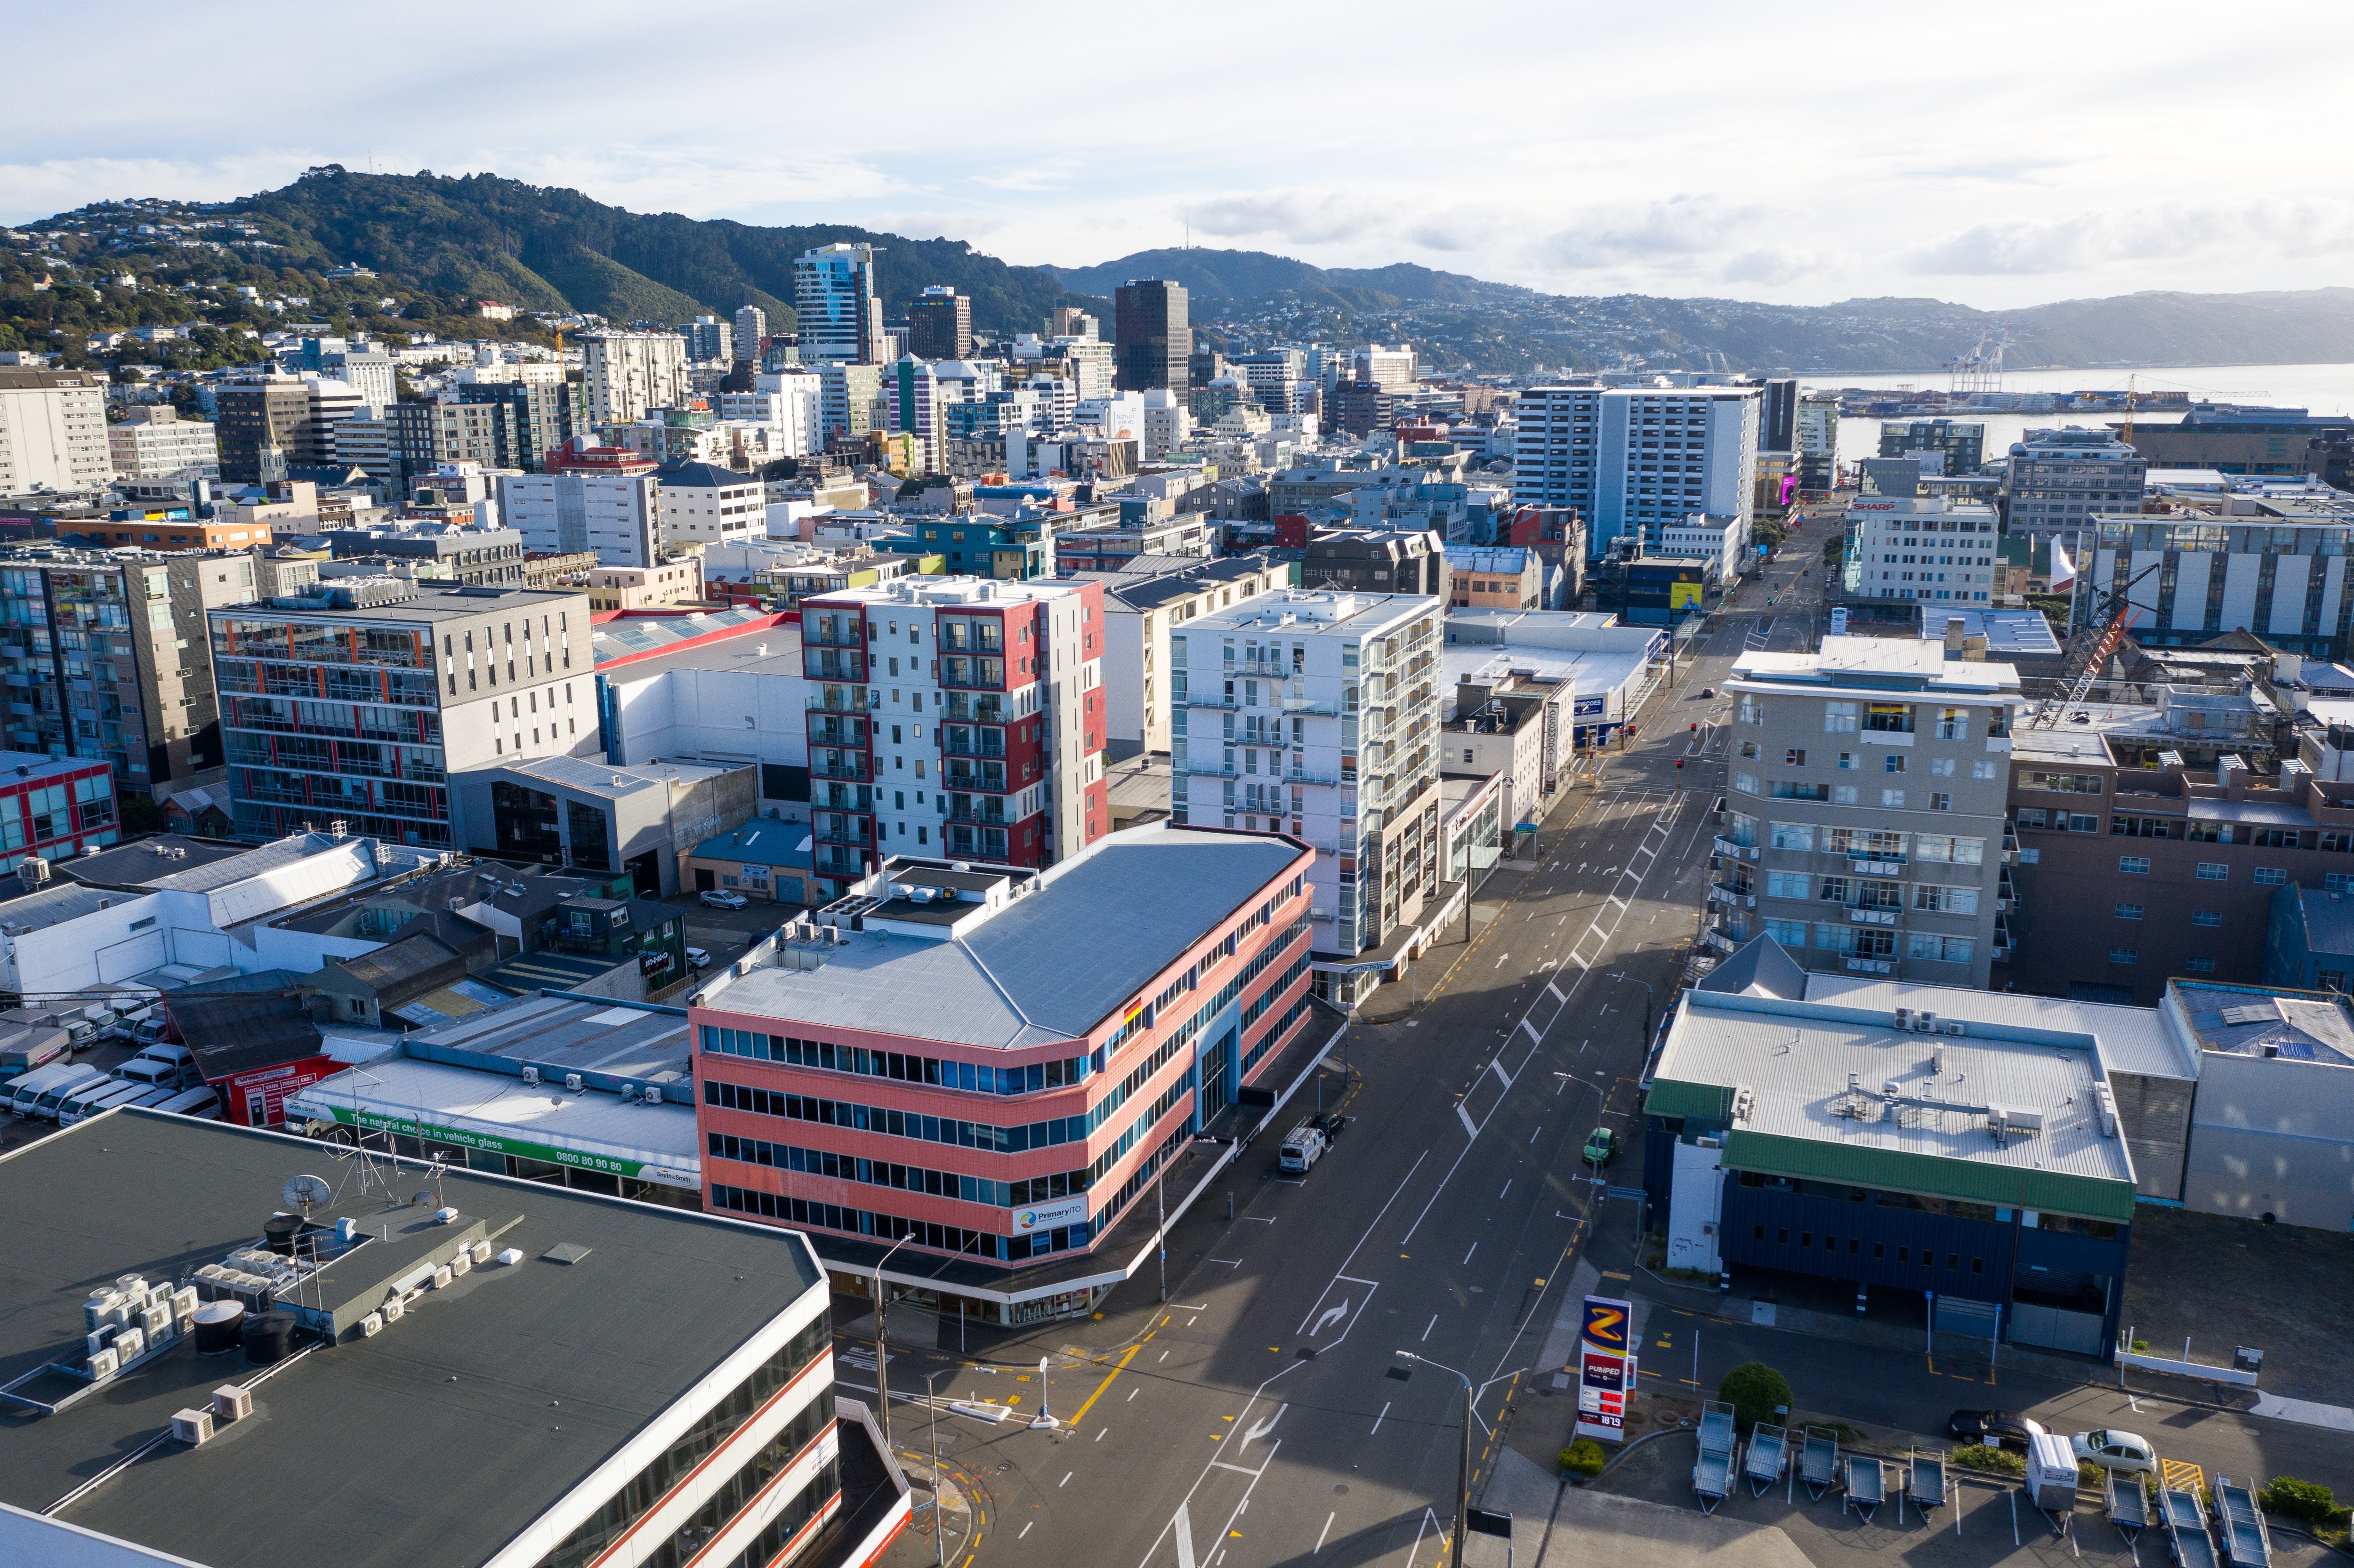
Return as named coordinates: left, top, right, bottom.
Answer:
left=2262, top=883, right=2354, bottom=993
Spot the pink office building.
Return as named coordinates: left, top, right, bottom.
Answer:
left=691, top=824, right=1318, bottom=1317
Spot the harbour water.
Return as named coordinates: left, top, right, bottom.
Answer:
left=1801, top=362, right=2354, bottom=470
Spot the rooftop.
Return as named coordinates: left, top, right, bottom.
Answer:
left=1182, top=587, right=1438, bottom=636
left=402, top=992, right=694, bottom=1083
left=702, top=822, right=1308, bottom=1051
left=0, top=1110, right=820, bottom=1568
left=692, top=820, right=813, bottom=868
left=1914, top=609, right=2063, bottom=658
left=589, top=606, right=793, bottom=669
left=2169, top=978, right=2354, bottom=1067
left=1731, top=635, right=2023, bottom=699
left=0, top=880, right=148, bottom=935
left=58, top=833, right=252, bottom=891
left=496, top=755, right=743, bottom=803
left=211, top=587, right=584, bottom=626
left=2278, top=885, right=2354, bottom=965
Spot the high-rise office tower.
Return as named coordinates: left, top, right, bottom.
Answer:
left=684, top=315, right=734, bottom=364
left=1758, top=378, right=1799, bottom=452
left=1047, top=306, right=1098, bottom=340
left=2006, top=427, right=2147, bottom=535
left=1354, top=343, right=1416, bottom=392
left=795, top=243, right=884, bottom=365
left=578, top=330, right=690, bottom=427
left=1796, top=394, right=1840, bottom=494
left=732, top=305, right=767, bottom=363
left=1114, top=280, right=1190, bottom=394
left=908, top=286, right=973, bottom=360
left=1512, top=384, right=1760, bottom=558
left=213, top=373, right=317, bottom=485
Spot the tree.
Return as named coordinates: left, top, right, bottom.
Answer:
left=1716, top=1361, right=1793, bottom=1435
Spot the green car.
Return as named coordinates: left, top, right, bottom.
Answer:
left=1583, top=1126, right=1616, bottom=1166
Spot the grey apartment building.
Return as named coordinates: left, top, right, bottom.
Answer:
left=2080, top=487, right=2354, bottom=657
left=0, top=548, right=265, bottom=793
left=210, top=585, right=595, bottom=847
left=1712, top=637, right=2021, bottom=987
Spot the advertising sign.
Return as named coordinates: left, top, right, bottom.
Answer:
left=309, top=1103, right=700, bottom=1188
left=1012, top=1194, right=1089, bottom=1233
left=1669, top=580, right=1704, bottom=610
left=1576, top=1294, right=1635, bottom=1443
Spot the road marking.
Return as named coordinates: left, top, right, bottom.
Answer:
left=1422, top=1313, right=1438, bottom=1342
left=1021, top=1522, right=1034, bottom=1541
left=1062, top=1472, right=1072, bottom=1488
left=1129, top=1386, right=1140, bottom=1401
left=1371, top=1401, right=1390, bottom=1434
left=1499, top=1179, right=1511, bottom=1199
left=1493, top=953, right=1508, bottom=968
left=1456, top=1103, right=1477, bottom=1137
left=1240, top=1404, right=1285, bottom=1448
left=2010, top=1489, right=2019, bottom=1546
left=1531, top=1125, right=1542, bottom=1142
left=1097, top=1426, right=1110, bottom=1441
left=1316, top=1512, right=1335, bottom=1553
left=1463, top=1242, right=1478, bottom=1265
left=1160, top=1350, right=1169, bottom=1362
left=1546, top=981, right=1566, bottom=1003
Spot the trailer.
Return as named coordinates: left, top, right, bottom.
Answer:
left=1907, top=1449, right=1947, bottom=1517
left=2104, top=1472, right=2150, bottom=1544
left=1844, top=1455, right=1885, bottom=1523
left=1800, top=1426, right=1839, bottom=1501
left=2213, top=1476, right=2272, bottom=1568
left=1746, top=1423, right=1790, bottom=1496
left=1693, top=1400, right=1737, bottom=1513
left=2163, top=1486, right=2220, bottom=1568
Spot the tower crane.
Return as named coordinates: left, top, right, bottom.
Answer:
left=2031, top=557, right=2163, bottom=727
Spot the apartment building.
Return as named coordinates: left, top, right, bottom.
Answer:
left=455, top=377, right=586, bottom=471
left=1879, top=418, right=1986, bottom=476
left=2007, top=426, right=2148, bottom=536
left=0, top=548, right=263, bottom=791
left=586, top=558, right=705, bottom=611
left=500, top=450, right=661, bottom=567
left=326, top=521, right=524, bottom=587
left=1796, top=393, right=1840, bottom=493
left=658, top=461, right=766, bottom=548
left=684, top=314, right=734, bottom=364
left=1444, top=545, right=1540, bottom=610
left=2080, top=484, right=2354, bottom=656
left=210, top=585, right=596, bottom=846
left=1846, top=495, right=2002, bottom=603
left=1301, top=528, right=1448, bottom=596
left=0, top=367, right=113, bottom=493
left=1098, top=553, right=1293, bottom=755
left=1170, top=590, right=1443, bottom=1003
left=796, top=243, right=885, bottom=366
left=107, top=406, right=219, bottom=480
left=718, top=379, right=822, bottom=459
left=1712, top=637, right=2022, bottom=988
left=798, top=576, right=1108, bottom=897
left=1512, top=383, right=1760, bottom=557
left=579, top=329, right=690, bottom=427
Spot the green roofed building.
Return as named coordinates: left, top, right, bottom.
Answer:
left=1643, top=936, right=2144, bottom=1358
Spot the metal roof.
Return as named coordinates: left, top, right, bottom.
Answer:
left=1911, top=610, right=2063, bottom=657
left=2279, top=885, right=2354, bottom=962
left=692, top=820, right=812, bottom=867
left=708, top=822, right=1308, bottom=1050
left=289, top=1054, right=701, bottom=1174
left=1648, top=990, right=2138, bottom=1219
left=498, top=755, right=739, bottom=802
left=0, top=881, right=149, bottom=935
left=58, top=833, right=251, bottom=889
left=1803, top=973, right=2199, bottom=1081
left=403, top=993, right=693, bottom=1081
left=2170, top=980, right=2354, bottom=1067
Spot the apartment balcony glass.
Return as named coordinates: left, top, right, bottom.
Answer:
left=940, top=655, right=1005, bottom=690
left=944, top=692, right=1006, bottom=724
left=804, top=650, right=867, bottom=682
left=805, top=685, right=872, bottom=713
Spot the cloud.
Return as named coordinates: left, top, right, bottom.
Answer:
left=1903, top=200, right=2354, bottom=276
left=1186, top=191, right=1391, bottom=248
left=1534, top=194, right=1777, bottom=270
left=1719, top=247, right=1837, bottom=287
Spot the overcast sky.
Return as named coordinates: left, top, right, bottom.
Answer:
left=8, top=0, right=2348, bottom=310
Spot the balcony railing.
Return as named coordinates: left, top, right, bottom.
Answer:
left=1188, top=694, right=1240, bottom=711
left=1708, top=884, right=1756, bottom=909
left=1713, top=837, right=1759, bottom=861
left=806, top=687, right=873, bottom=713
left=1849, top=855, right=1907, bottom=876
left=811, top=757, right=870, bottom=782
left=1282, top=696, right=1340, bottom=716
left=1701, top=928, right=1740, bottom=954
left=1187, top=760, right=1237, bottom=779
left=944, top=693, right=1007, bottom=724
left=1847, top=907, right=1897, bottom=925
left=944, top=768, right=1009, bottom=793
left=1285, top=768, right=1340, bottom=787
left=943, top=735, right=1006, bottom=759
left=1843, top=957, right=1895, bottom=975
left=805, top=653, right=867, bottom=682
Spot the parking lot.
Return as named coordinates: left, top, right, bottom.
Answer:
left=2121, top=1206, right=2354, bottom=1408
left=653, top=891, right=804, bottom=982
left=0, top=1036, right=157, bottom=1155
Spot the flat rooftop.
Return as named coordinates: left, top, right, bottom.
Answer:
left=221, top=587, right=583, bottom=624
left=597, top=618, right=802, bottom=686
left=1650, top=988, right=2140, bottom=1218
left=59, top=833, right=252, bottom=890
left=2170, top=978, right=2354, bottom=1066
left=403, top=991, right=694, bottom=1083
left=703, top=822, right=1309, bottom=1051
left=1732, top=635, right=2022, bottom=698
left=0, top=1109, right=821, bottom=1568
left=1913, top=609, right=2063, bottom=658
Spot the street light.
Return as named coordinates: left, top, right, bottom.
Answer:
left=872, top=1232, right=915, bottom=1445
left=1607, top=971, right=1655, bottom=1043
left=1396, top=1351, right=1473, bottom=1568
left=920, top=1366, right=951, bottom=1568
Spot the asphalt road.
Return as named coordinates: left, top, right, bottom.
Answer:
left=865, top=546, right=1841, bottom=1568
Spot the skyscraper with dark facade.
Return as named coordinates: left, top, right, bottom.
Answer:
left=1758, top=378, right=1798, bottom=452
left=908, top=286, right=973, bottom=360
left=1114, top=279, right=1190, bottom=394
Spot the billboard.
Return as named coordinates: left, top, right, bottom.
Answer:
left=1575, top=1294, right=1636, bottom=1442
left=1669, top=579, right=1704, bottom=610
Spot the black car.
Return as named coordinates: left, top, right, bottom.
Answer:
left=1947, top=1409, right=2044, bottom=1448
left=1311, top=1112, right=1351, bottom=1140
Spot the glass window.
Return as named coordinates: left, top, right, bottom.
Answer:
left=2196, top=862, right=2228, bottom=881
left=2114, top=902, right=2143, bottom=920
left=1865, top=703, right=1914, bottom=733
left=1823, top=701, right=1858, bottom=734
left=2254, top=867, right=2287, bottom=885
left=2191, top=909, right=2221, bottom=925
left=2109, top=948, right=2138, bottom=965
left=1766, top=919, right=1807, bottom=946
left=1769, top=821, right=1814, bottom=851
left=1766, top=871, right=1810, bottom=899
left=2119, top=856, right=2151, bottom=874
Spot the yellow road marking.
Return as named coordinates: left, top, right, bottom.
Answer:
left=1064, top=1340, right=1141, bottom=1430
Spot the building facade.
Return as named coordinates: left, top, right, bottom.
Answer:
left=908, top=287, right=973, bottom=360
left=2080, top=497, right=2354, bottom=656
left=1443, top=545, right=1540, bottom=610
left=1513, top=384, right=1760, bottom=558
left=1879, top=418, right=1986, bottom=476
left=1170, top=590, right=1443, bottom=1002
left=1114, top=280, right=1190, bottom=395
left=2007, top=427, right=2148, bottom=536
left=502, top=451, right=661, bottom=567
left=1713, top=638, right=2020, bottom=987
left=0, top=367, right=114, bottom=493
left=580, top=330, right=691, bottom=428
left=658, top=461, right=766, bottom=549
left=798, top=576, right=1108, bottom=897
left=214, top=373, right=316, bottom=485
left=107, top=406, right=219, bottom=480
left=1845, top=495, right=2003, bottom=603
left=796, top=244, right=885, bottom=366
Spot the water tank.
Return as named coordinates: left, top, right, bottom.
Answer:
left=263, top=1214, right=304, bottom=1256
left=193, top=1300, right=246, bottom=1355
left=241, top=1310, right=295, bottom=1366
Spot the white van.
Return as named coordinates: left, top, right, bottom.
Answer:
left=10, top=1061, right=102, bottom=1118
left=153, top=1085, right=221, bottom=1119
left=116, top=1054, right=193, bottom=1092
left=59, top=1078, right=148, bottom=1125
left=32, top=1064, right=112, bottom=1120
left=1277, top=1120, right=1330, bottom=1175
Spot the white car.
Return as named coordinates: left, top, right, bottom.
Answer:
left=685, top=946, right=711, bottom=971
left=2071, top=1430, right=2156, bottom=1474
left=699, top=889, right=750, bottom=910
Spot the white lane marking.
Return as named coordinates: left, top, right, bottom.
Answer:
left=1062, top=1472, right=1073, bottom=1488
left=1456, top=1103, right=1477, bottom=1137
left=1371, top=1401, right=1390, bottom=1434
left=1316, top=1512, right=1336, bottom=1553
left=1129, top=1386, right=1140, bottom=1401
left=1546, top=981, right=1566, bottom=1003
left=1422, top=1313, right=1438, bottom=1342
left=1493, top=953, right=1508, bottom=968
left=1160, top=1350, right=1169, bottom=1362
left=1531, top=1125, right=1543, bottom=1143
left=1188, top=1317, right=1199, bottom=1327
left=1022, top=1522, right=1035, bottom=1542
left=1098, top=1426, right=1110, bottom=1441
left=1499, top=1178, right=1512, bottom=1198
left=1463, top=1242, right=1478, bottom=1265
left=1241, top=1404, right=1286, bottom=1448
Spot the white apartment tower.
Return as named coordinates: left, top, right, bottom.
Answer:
left=1512, top=384, right=1760, bottom=558
left=1847, top=496, right=2002, bottom=603
left=108, top=407, right=220, bottom=480
left=500, top=465, right=661, bottom=567
left=733, top=304, right=767, bottom=362
left=1169, top=590, right=1444, bottom=1004
left=579, top=330, right=691, bottom=427
left=795, top=243, right=884, bottom=366
left=0, top=368, right=113, bottom=491
left=1354, top=344, right=1417, bottom=391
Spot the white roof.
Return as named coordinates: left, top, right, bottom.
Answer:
left=1803, top=975, right=2199, bottom=1081
left=286, top=1055, right=699, bottom=1174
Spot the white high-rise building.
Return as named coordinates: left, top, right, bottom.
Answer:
left=685, top=315, right=734, bottom=364
left=794, top=243, right=883, bottom=365
left=107, top=407, right=219, bottom=480
left=579, top=330, right=690, bottom=427
left=717, top=384, right=818, bottom=460
left=501, top=464, right=662, bottom=567
left=302, top=376, right=364, bottom=465
left=1354, top=343, right=1417, bottom=392
left=885, top=357, right=943, bottom=476
left=0, top=368, right=112, bottom=491
left=320, top=347, right=396, bottom=418
left=751, top=370, right=823, bottom=457
left=1054, top=336, right=1116, bottom=401
left=733, top=305, right=767, bottom=362
left=330, top=413, right=392, bottom=481
left=1142, top=389, right=1192, bottom=460
left=1169, top=589, right=1444, bottom=1005
left=1847, top=496, right=2002, bottom=603
left=2007, top=426, right=2148, bottom=537
left=1512, top=384, right=1760, bottom=557
left=816, top=363, right=883, bottom=443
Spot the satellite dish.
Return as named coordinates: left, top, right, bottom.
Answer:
left=282, top=1174, right=332, bottom=1214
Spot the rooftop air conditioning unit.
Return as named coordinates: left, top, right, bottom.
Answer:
left=212, top=1384, right=252, bottom=1423
left=1915, top=1011, right=1937, bottom=1033
left=521, top=1065, right=540, bottom=1086
left=1894, top=1007, right=1911, bottom=1029
left=643, top=1084, right=665, bottom=1105
left=171, top=1408, right=214, bottom=1445
left=563, top=1073, right=583, bottom=1093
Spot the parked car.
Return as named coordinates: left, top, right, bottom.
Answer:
left=1309, top=1112, right=1350, bottom=1141
left=1277, top=1119, right=1330, bottom=1175
left=1947, top=1410, right=2045, bottom=1449
left=685, top=946, right=712, bottom=971
left=700, top=889, right=750, bottom=910
left=2071, top=1430, right=2156, bottom=1474
left=1583, top=1126, right=1616, bottom=1166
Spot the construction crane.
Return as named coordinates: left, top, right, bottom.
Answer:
left=2031, top=558, right=2162, bottom=727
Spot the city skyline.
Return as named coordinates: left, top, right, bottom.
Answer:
left=6, top=0, right=2349, bottom=311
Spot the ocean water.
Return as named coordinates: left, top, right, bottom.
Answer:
left=1799, top=362, right=2354, bottom=470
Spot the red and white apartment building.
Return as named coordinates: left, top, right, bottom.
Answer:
left=800, top=576, right=1111, bottom=899
left=689, top=824, right=1319, bottom=1319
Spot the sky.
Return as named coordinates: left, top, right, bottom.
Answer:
left=8, top=0, right=2352, bottom=311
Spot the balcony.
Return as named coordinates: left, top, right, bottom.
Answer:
left=1847, top=907, right=1897, bottom=926
left=1282, top=696, right=1340, bottom=716
left=944, top=765, right=1008, bottom=793
left=803, top=620, right=864, bottom=648
left=806, top=687, right=873, bottom=714
left=1188, top=693, right=1241, bottom=711
left=1187, top=760, right=1238, bottom=779
left=944, top=693, right=1007, bottom=724
left=1712, top=836, right=1758, bottom=861
left=814, top=820, right=873, bottom=847
left=811, top=756, right=870, bottom=782
left=945, top=798, right=1012, bottom=827
left=1843, top=957, right=1895, bottom=975
left=942, top=733, right=1006, bottom=759
left=1708, top=884, right=1756, bottom=909
left=1849, top=855, right=1907, bottom=876
left=805, top=652, right=867, bottom=682
left=1701, top=928, right=1740, bottom=954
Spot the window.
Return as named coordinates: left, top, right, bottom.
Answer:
left=2329, top=873, right=2354, bottom=894
left=1883, top=754, right=1906, bottom=774
left=1835, top=752, right=1857, bottom=771
left=1784, top=748, right=1806, bottom=766
left=1766, top=919, right=1808, bottom=946
left=1737, top=740, right=1760, bottom=760
left=1814, top=923, right=1856, bottom=953
left=1823, top=700, right=1858, bottom=734
left=2254, top=867, right=2287, bottom=885
left=2119, top=856, right=2151, bottom=875
left=1769, top=821, right=1814, bottom=851
left=2110, top=901, right=2147, bottom=921
left=1929, top=793, right=1952, bottom=812
left=1733, top=772, right=1760, bottom=795
left=2016, top=807, right=2048, bottom=828
left=2023, top=771, right=2105, bottom=794
left=1930, top=756, right=1956, bottom=777
left=1912, top=885, right=1978, bottom=915
left=1833, top=785, right=1859, bottom=804
left=1738, top=695, right=1764, bottom=725
left=2110, top=948, right=2138, bottom=965
left=2196, top=862, right=2228, bottom=881
left=2185, top=957, right=2217, bottom=973
left=1971, top=761, right=1998, bottom=780
left=1935, top=708, right=1968, bottom=740
left=1865, top=703, right=1914, bottom=733
left=1767, top=871, right=1810, bottom=899
left=1772, top=780, right=1829, bottom=800
left=1908, top=933, right=1975, bottom=963
left=1881, top=788, right=1906, bottom=807
left=2191, top=909, right=2221, bottom=926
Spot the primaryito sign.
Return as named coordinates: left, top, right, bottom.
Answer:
left=1012, top=1194, right=1088, bottom=1233
left=1575, top=1293, right=1637, bottom=1443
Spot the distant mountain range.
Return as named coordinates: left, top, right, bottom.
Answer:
left=10, top=169, right=2354, bottom=378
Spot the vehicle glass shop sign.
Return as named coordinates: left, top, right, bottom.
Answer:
left=307, top=1103, right=699, bottom=1189
left=1575, top=1293, right=1637, bottom=1443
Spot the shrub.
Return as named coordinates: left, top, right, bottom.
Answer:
left=2078, top=1462, right=2107, bottom=1491
left=1716, top=1361, right=1794, bottom=1436
left=1561, top=1438, right=1607, bottom=1478
left=1953, top=1444, right=2025, bottom=1476
left=2262, top=1477, right=2351, bottom=1525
